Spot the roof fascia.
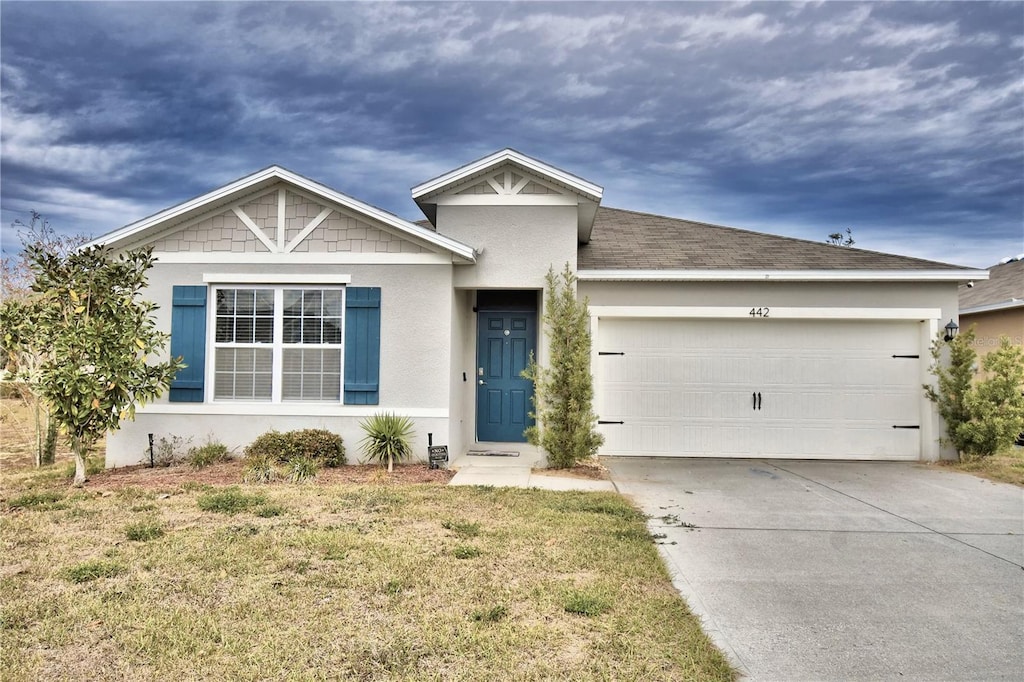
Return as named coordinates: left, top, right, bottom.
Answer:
left=411, top=149, right=603, bottom=202
left=960, top=299, right=1024, bottom=315
left=577, top=269, right=990, bottom=282
left=87, top=166, right=476, bottom=263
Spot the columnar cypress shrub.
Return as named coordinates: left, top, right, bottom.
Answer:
left=523, top=264, right=604, bottom=468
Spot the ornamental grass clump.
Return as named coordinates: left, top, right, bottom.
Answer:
left=359, top=412, right=415, bottom=473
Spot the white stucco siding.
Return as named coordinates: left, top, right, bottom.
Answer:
left=105, top=261, right=454, bottom=466
left=437, top=205, right=578, bottom=290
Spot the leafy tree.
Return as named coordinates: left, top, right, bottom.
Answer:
left=925, top=327, right=1024, bottom=459
left=826, top=228, right=855, bottom=247
left=1, top=212, right=90, bottom=466
left=522, top=264, right=603, bottom=468
left=20, top=244, right=182, bottom=485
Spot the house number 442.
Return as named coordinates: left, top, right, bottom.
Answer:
left=749, top=307, right=770, bottom=318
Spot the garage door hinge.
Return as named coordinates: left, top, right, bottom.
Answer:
left=892, top=425, right=920, bottom=429
left=891, top=354, right=920, bottom=359
left=598, top=420, right=625, bottom=425
left=598, top=351, right=625, bottom=356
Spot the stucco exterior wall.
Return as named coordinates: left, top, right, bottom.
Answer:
left=580, top=280, right=959, bottom=319
left=437, top=205, right=578, bottom=290
left=106, top=261, right=454, bottom=466
left=961, top=308, right=1024, bottom=358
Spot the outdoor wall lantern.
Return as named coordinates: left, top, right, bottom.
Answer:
left=944, top=319, right=959, bottom=342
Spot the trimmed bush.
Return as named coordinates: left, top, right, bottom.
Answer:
left=244, top=429, right=345, bottom=467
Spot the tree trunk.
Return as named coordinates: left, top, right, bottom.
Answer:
left=387, top=454, right=393, bottom=473
left=72, top=436, right=88, bottom=487
left=42, top=416, right=58, bottom=465
left=33, top=396, right=42, bottom=468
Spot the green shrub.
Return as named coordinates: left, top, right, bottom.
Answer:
left=7, top=490, right=66, bottom=510
left=926, top=330, right=1024, bottom=459
left=286, top=429, right=345, bottom=467
left=244, top=429, right=345, bottom=466
left=187, top=441, right=231, bottom=469
left=197, top=487, right=266, bottom=515
left=563, top=588, right=611, bottom=617
left=125, top=521, right=164, bottom=542
left=63, top=560, right=124, bottom=583
left=523, top=265, right=603, bottom=468
left=359, top=412, right=415, bottom=472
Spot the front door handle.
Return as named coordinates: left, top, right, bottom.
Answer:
left=479, top=380, right=487, bottom=386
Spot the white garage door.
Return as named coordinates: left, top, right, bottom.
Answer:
left=596, top=318, right=922, bottom=460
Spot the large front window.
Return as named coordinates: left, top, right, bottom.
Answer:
left=213, top=287, right=343, bottom=401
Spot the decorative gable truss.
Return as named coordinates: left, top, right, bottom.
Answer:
left=149, top=185, right=425, bottom=257
left=455, top=168, right=566, bottom=197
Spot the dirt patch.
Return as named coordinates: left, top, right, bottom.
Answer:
left=84, top=460, right=454, bottom=490
left=531, top=458, right=610, bottom=481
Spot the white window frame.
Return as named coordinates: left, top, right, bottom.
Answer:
left=207, top=284, right=347, bottom=403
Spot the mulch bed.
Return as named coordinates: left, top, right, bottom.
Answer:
left=84, top=460, right=454, bottom=490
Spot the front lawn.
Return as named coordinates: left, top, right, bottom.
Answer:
left=943, top=446, right=1024, bottom=487
left=0, top=471, right=734, bottom=681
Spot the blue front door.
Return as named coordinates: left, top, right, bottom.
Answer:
left=477, top=311, right=536, bottom=442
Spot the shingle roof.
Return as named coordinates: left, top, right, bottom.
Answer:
left=578, top=207, right=971, bottom=271
left=959, top=258, right=1024, bottom=310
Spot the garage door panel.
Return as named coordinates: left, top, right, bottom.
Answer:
left=597, top=318, right=921, bottom=460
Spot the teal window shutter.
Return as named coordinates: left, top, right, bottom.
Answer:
left=169, top=285, right=207, bottom=402
left=344, top=287, right=381, bottom=405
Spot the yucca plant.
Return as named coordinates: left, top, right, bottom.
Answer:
left=359, top=412, right=415, bottom=473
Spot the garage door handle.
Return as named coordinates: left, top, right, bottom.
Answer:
left=753, top=392, right=757, bottom=410
left=758, top=392, right=762, bottom=410
left=598, top=420, right=624, bottom=425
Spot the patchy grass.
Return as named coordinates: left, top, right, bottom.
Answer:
left=0, top=474, right=736, bottom=681
left=942, top=447, right=1024, bottom=487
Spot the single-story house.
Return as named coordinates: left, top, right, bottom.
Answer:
left=958, top=256, right=1024, bottom=359
left=89, top=149, right=986, bottom=467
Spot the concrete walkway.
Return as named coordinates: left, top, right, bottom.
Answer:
left=606, top=458, right=1024, bottom=681
left=448, top=460, right=616, bottom=492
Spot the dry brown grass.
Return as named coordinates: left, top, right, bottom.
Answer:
left=1, top=463, right=735, bottom=681
left=939, top=447, right=1024, bottom=487
left=0, top=396, right=104, bottom=471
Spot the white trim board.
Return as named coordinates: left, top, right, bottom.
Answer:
left=154, top=252, right=457, bottom=265
left=138, top=404, right=449, bottom=418
left=589, top=306, right=943, bottom=321
left=578, top=269, right=988, bottom=282
left=960, top=300, right=1024, bottom=315
left=411, top=148, right=603, bottom=201
left=202, top=273, right=353, bottom=284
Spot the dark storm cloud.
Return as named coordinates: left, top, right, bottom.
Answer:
left=1, top=1, right=1021, bottom=267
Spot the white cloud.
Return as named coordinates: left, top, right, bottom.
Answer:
left=862, top=21, right=959, bottom=48
left=557, top=75, right=609, bottom=100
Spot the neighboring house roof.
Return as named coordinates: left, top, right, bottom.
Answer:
left=577, top=207, right=985, bottom=282
left=959, top=257, right=1024, bottom=314
left=411, top=148, right=604, bottom=243
left=86, top=165, right=476, bottom=262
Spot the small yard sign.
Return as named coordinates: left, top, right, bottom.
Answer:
left=428, top=445, right=449, bottom=470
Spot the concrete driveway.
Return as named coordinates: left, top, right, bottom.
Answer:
left=606, top=458, right=1024, bottom=681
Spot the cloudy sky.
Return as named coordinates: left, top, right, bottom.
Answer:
left=1, top=1, right=1022, bottom=268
